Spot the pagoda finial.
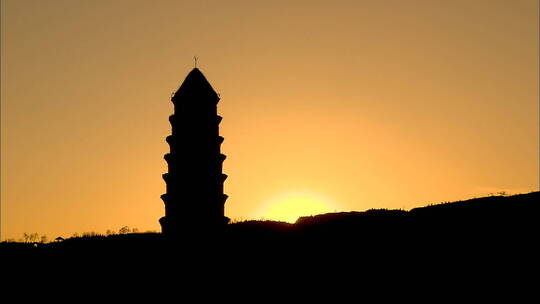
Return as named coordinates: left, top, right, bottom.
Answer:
left=194, top=56, right=199, bottom=68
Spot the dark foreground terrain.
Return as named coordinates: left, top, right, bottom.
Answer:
left=2, top=192, right=538, bottom=281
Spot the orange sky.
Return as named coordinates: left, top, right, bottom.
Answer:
left=1, top=0, right=538, bottom=241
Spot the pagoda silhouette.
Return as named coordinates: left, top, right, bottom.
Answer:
left=160, top=67, right=229, bottom=236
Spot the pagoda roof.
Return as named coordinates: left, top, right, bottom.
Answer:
left=173, top=68, right=218, bottom=99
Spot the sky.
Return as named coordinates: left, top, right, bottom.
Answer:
left=1, top=0, right=538, bottom=241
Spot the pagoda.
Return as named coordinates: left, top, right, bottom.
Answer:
left=159, top=68, right=229, bottom=236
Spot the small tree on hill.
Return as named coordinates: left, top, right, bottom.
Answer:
left=119, top=226, right=130, bottom=234
left=23, top=232, right=39, bottom=243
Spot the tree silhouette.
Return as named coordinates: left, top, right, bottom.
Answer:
left=119, top=226, right=130, bottom=234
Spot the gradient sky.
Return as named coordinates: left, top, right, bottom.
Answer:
left=1, top=0, right=538, bottom=240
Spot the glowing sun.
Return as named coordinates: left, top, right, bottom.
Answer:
left=256, top=190, right=338, bottom=223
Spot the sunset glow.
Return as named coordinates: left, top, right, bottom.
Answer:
left=254, top=190, right=338, bottom=223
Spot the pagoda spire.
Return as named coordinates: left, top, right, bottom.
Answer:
left=159, top=68, right=229, bottom=236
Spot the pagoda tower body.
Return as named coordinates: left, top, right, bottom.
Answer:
left=160, top=68, right=229, bottom=236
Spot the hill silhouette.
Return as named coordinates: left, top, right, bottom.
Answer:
left=2, top=192, right=537, bottom=256
left=2, top=191, right=538, bottom=289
